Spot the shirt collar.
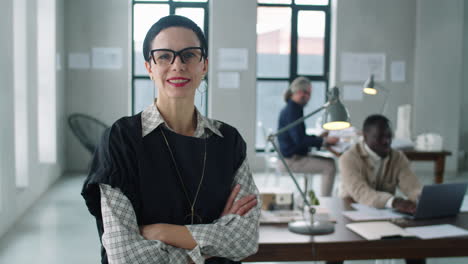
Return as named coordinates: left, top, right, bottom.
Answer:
left=288, top=99, right=304, bottom=109
left=364, top=142, right=383, bottom=162
left=141, top=102, right=223, bottom=138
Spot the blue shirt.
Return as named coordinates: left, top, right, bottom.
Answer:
left=278, top=100, right=323, bottom=158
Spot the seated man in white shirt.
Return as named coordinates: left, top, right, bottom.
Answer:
left=334, top=114, right=425, bottom=264
left=339, top=114, right=422, bottom=213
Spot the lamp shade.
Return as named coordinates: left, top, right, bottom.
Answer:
left=363, top=74, right=378, bottom=95
left=322, top=87, right=351, bottom=130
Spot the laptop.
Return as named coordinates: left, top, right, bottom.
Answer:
left=399, top=182, right=467, bottom=220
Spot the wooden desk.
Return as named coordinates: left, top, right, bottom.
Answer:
left=326, top=147, right=452, bottom=184
left=244, top=198, right=468, bottom=262
left=403, top=150, right=451, bottom=184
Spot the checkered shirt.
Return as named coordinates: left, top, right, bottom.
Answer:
left=99, top=103, right=261, bottom=264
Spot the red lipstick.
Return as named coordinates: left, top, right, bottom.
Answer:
left=167, top=77, right=190, bottom=87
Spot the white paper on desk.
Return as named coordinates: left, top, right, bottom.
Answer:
left=260, top=210, right=302, bottom=224
left=404, top=224, right=468, bottom=239
left=460, top=195, right=468, bottom=212
left=343, top=210, right=404, bottom=221
left=327, top=127, right=359, bottom=153
left=346, top=221, right=412, bottom=240
left=345, top=203, right=404, bottom=221
left=351, top=203, right=377, bottom=212
left=328, top=126, right=358, bottom=137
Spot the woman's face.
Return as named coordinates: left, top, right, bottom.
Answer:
left=145, top=27, right=208, bottom=102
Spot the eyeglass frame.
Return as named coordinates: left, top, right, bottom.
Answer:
left=149, top=46, right=206, bottom=66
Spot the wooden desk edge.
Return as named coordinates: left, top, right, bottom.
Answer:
left=244, top=236, right=468, bottom=262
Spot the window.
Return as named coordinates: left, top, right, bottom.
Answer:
left=256, top=0, right=330, bottom=150
left=14, top=0, right=29, bottom=187
left=37, top=0, right=57, bottom=163
left=132, top=0, right=209, bottom=114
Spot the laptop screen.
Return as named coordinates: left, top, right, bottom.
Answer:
left=412, top=182, right=467, bottom=219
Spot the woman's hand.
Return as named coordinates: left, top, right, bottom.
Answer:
left=221, top=184, right=257, bottom=217
left=140, top=224, right=197, bottom=249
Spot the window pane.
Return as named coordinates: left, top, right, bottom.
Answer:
left=256, top=81, right=289, bottom=149
left=175, top=8, right=204, bottom=32
left=133, top=79, right=207, bottom=116
left=258, top=0, right=291, bottom=4
left=297, top=11, right=325, bottom=76
left=295, top=0, right=328, bottom=5
left=14, top=0, right=29, bottom=187
left=133, top=4, right=169, bottom=76
left=37, top=0, right=57, bottom=163
left=257, top=7, right=291, bottom=78
left=134, top=49, right=148, bottom=76
left=134, top=79, right=155, bottom=114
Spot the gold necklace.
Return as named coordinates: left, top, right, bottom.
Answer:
left=160, top=127, right=207, bottom=224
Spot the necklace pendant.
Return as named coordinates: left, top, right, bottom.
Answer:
left=191, top=207, right=195, bottom=224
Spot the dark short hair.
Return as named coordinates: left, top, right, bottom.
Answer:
left=142, top=15, right=208, bottom=62
left=362, top=114, right=390, bottom=133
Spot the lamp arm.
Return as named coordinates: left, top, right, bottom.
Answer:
left=376, top=85, right=390, bottom=114
left=270, top=102, right=330, bottom=138
left=381, top=93, right=389, bottom=114
left=267, top=137, right=312, bottom=208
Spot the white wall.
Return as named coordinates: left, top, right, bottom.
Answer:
left=0, top=0, right=66, bottom=238
left=332, top=0, right=416, bottom=135
left=65, top=0, right=131, bottom=171
left=414, top=0, right=464, bottom=171
left=0, top=0, right=16, bottom=236
left=332, top=0, right=465, bottom=172
left=208, top=0, right=260, bottom=171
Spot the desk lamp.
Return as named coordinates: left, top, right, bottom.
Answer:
left=363, top=74, right=389, bottom=114
left=267, top=86, right=350, bottom=235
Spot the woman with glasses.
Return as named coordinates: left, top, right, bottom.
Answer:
left=82, top=15, right=260, bottom=264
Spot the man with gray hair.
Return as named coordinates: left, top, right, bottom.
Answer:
left=277, top=76, right=339, bottom=196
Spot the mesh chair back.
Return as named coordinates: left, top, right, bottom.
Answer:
left=68, top=113, right=109, bottom=154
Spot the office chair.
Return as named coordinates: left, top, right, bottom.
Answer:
left=258, top=122, right=313, bottom=192
left=68, top=113, right=109, bottom=154
left=258, top=122, right=280, bottom=185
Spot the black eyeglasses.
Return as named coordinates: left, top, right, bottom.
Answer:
left=150, top=47, right=205, bottom=66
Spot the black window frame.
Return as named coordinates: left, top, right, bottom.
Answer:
left=131, top=0, right=209, bottom=114
left=256, top=0, right=331, bottom=152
